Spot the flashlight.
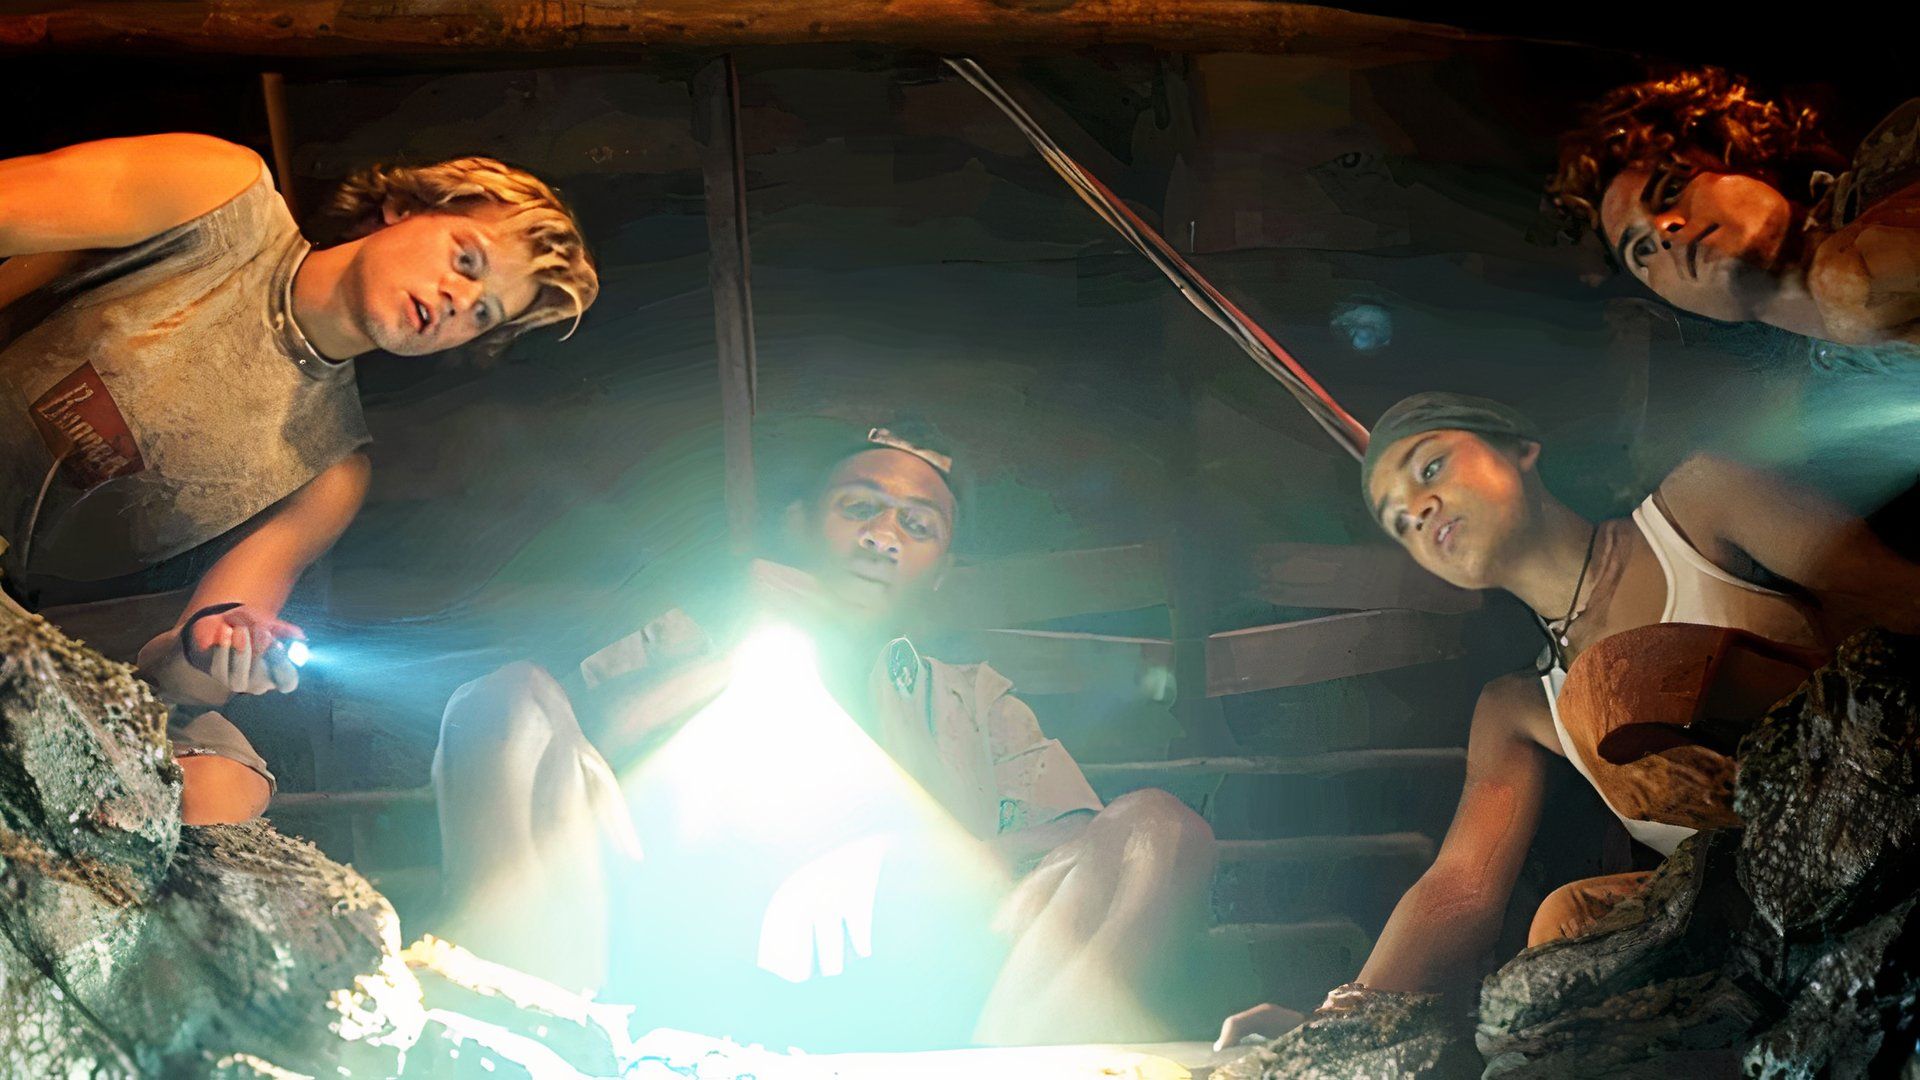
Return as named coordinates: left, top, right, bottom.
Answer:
left=286, top=641, right=310, bottom=667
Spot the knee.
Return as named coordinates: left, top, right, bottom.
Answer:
left=1099, top=788, right=1215, bottom=871
left=177, top=755, right=271, bottom=825
left=469, top=659, right=567, bottom=710
left=439, top=662, right=569, bottom=754
left=1528, top=881, right=1585, bottom=948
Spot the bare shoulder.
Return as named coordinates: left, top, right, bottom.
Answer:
left=1476, top=670, right=1556, bottom=754
left=37, top=133, right=265, bottom=235
left=1811, top=185, right=1920, bottom=342
left=1659, top=452, right=1800, bottom=538
left=1658, top=452, right=1765, bottom=508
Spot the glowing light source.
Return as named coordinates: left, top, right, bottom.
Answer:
left=286, top=641, right=311, bottom=667
left=609, top=621, right=1014, bottom=1047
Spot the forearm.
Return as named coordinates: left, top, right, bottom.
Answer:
left=181, top=532, right=314, bottom=626
left=177, top=454, right=369, bottom=626
left=1354, top=869, right=1506, bottom=995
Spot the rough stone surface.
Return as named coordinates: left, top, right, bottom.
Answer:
left=1215, top=990, right=1480, bottom=1080
left=1477, top=830, right=1762, bottom=1079
left=1734, top=631, right=1920, bottom=936
left=0, top=606, right=393, bottom=1077
left=1740, top=896, right=1920, bottom=1079
left=1474, top=630, right=1920, bottom=1080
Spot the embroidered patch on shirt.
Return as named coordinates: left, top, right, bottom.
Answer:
left=29, top=362, right=146, bottom=490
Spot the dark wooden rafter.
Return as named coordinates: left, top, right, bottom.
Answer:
left=936, top=542, right=1167, bottom=630
left=0, top=2, right=1484, bottom=58
left=1206, top=608, right=1467, bottom=697
left=1251, top=542, right=1481, bottom=615
left=259, top=72, right=300, bottom=219
left=693, top=54, right=759, bottom=552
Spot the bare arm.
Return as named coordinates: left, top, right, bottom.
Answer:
left=0, top=134, right=263, bottom=256
left=1662, top=453, right=1920, bottom=637
left=1217, top=673, right=1555, bottom=1048
left=1353, top=671, right=1555, bottom=995
left=179, top=452, right=371, bottom=632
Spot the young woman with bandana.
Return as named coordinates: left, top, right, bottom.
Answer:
left=1218, top=391, right=1920, bottom=1048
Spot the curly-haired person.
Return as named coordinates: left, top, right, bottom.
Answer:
left=0, top=134, right=598, bottom=823
left=1551, top=68, right=1919, bottom=348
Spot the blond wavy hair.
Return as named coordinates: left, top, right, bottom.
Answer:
left=1549, top=68, right=1845, bottom=243
left=325, top=157, right=598, bottom=355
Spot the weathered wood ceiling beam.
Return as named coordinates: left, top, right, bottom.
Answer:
left=0, top=1, right=1486, bottom=58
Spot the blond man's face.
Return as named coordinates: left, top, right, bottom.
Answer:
left=344, top=202, right=542, bottom=356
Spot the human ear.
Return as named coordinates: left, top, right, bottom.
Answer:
left=1517, top=439, right=1543, bottom=473
left=380, top=196, right=411, bottom=227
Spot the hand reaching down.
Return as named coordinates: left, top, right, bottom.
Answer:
left=1215, top=1001, right=1308, bottom=1051
left=756, top=834, right=893, bottom=984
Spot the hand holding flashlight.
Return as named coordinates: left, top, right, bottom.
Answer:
left=182, top=603, right=306, bottom=696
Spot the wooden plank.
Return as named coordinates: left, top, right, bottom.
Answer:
left=269, top=786, right=435, bottom=811
left=260, top=71, right=300, bottom=220
left=1249, top=542, right=1480, bottom=614
left=695, top=55, right=759, bottom=554
left=937, top=542, right=1167, bottom=630
left=0, top=3, right=1485, bottom=58
left=1206, top=608, right=1466, bottom=697
left=945, top=628, right=1172, bottom=697
left=1083, top=747, right=1464, bottom=779
left=1215, top=831, right=1436, bottom=865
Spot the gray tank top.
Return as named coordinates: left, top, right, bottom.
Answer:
left=0, top=165, right=370, bottom=580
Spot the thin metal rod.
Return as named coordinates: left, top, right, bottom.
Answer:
left=945, top=57, right=1370, bottom=460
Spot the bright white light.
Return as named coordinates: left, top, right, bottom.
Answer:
left=287, top=641, right=311, bottom=667
left=617, top=622, right=1011, bottom=994
left=757, top=833, right=893, bottom=983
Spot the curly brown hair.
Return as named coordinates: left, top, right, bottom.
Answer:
left=1549, top=68, right=1846, bottom=243
left=323, top=157, right=599, bottom=358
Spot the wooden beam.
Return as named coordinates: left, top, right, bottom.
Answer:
left=0, top=2, right=1484, bottom=58
left=1206, top=608, right=1467, bottom=696
left=695, top=55, right=759, bottom=553
left=1249, top=542, right=1480, bottom=615
left=259, top=72, right=300, bottom=220
left=945, top=628, right=1173, bottom=697
left=936, top=542, right=1167, bottom=630
left=1215, top=831, right=1436, bottom=865
left=1082, top=747, right=1464, bottom=778
left=268, top=786, right=435, bottom=811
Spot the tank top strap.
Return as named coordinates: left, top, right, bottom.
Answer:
left=1632, top=494, right=1788, bottom=602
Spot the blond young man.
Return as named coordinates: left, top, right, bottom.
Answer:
left=0, top=134, right=598, bottom=823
